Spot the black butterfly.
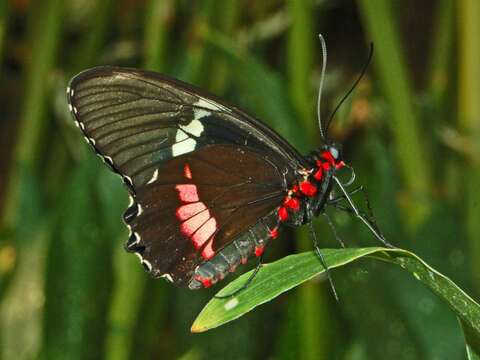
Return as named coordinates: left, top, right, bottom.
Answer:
left=67, top=53, right=389, bottom=291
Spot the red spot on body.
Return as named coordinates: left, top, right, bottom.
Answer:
left=292, top=185, right=299, bottom=193
left=278, top=206, right=289, bottom=221
left=336, top=160, right=345, bottom=169
left=322, top=162, right=331, bottom=171
left=184, top=163, right=192, bottom=179
left=322, top=150, right=335, bottom=164
left=313, top=168, right=323, bottom=181
left=175, top=184, right=199, bottom=202
left=255, top=246, right=264, bottom=257
left=176, top=202, right=206, bottom=220
left=269, top=228, right=279, bottom=239
left=284, top=197, right=300, bottom=211
left=299, top=181, right=317, bottom=197
left=196, top=276, right=213, bottom=288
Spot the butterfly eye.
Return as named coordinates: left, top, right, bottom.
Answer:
left=329, top=146, right=340, bottom=160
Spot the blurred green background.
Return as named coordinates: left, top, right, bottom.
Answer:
left=0, top=0, right=478, bottom=359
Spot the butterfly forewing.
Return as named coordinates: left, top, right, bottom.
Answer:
left=68, top=66, right=307, bottom=189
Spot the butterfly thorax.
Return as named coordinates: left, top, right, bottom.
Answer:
left=276, top=145, right=345, bottom=227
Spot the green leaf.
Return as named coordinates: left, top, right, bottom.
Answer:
left=191, top=247, right=480, bottom=357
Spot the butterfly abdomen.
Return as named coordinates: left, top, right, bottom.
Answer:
left=189, top=211, right=279, bottom=289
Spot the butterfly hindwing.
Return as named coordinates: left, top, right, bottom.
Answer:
left=125, top=144, right=286, bottom=286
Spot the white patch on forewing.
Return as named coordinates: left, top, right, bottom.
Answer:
left=137, top=204, right=143, bottom=216
left=68, top=104, right=73, bottom=111
left=135, top=252, right=143, bottom=261
left=193, top=108, right=211, bottom=120
left=66, top=86, right=70, bottom=94
left=195, top=98, right=230, bottom=112
left=224, top=298, right=239, bottom=311
left=147, top=169, right=159, bottom=184
left=180, top=119, right=204, bottom=137
left=171, top=119, right=205, bottom=156
left=172, top=138, right=196, bottom=156
left=175, top=129, right=189, bottom=142
left=128, top=195, right=135, bottom=206
left=161, top=273, right=174, bottom=283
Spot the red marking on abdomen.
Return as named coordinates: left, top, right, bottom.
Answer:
left=278, top=206, right=288, bottom=221
left=184, top=163, right=192, bottom=179
left=255, top=246, right=264, bottom=257
left=175, top=184, right=199, bottom=202
left=176, top=202, right=206, bottom=221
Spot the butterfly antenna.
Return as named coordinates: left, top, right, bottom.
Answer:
left=317, top=34, right=328, bottom=141
left=325, top=42, right=374, bottom=136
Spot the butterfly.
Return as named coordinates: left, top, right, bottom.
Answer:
left=67, top=44, right=388, bottom=291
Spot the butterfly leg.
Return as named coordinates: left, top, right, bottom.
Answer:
left=322, top=212, right=345, bottom=248
left=332, top=177, right=393, bottom=248
left=327, top=185, right=364, bottom=205
left=214, top=255, right=264, bottom=299
left=308, top=221, right=339, bottom=302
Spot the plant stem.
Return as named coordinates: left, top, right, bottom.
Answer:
left=357, top=0, right=433, bottom=226
left=457, top=0, right=480, bottom=295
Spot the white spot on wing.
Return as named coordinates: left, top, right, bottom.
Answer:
left=142, top=259, right=152, bottom=272
left=147, top=169, right=158, bottom=184
left=161, top=274, right=174, bottom=283
left=133, top=232, right=141, bottom=245
left=104, top=156, right=113, bottom=165
left=137, top=204, right=143, bottom=216
left=171, top=119, right=204, bottom=157
left=195, top=98, right=230, bottom=112
left=175, top=129, right=188, bottom=142
left=193, top=108, right=211, bottom=120
left=66, top=86, right=70, bottom=94
left=68, top=104, right=73, bottom=111
left=128, top=195, right=134, bottom=206
left=172, top=138, right=196, bottom=156
left=135, top=252, right=143, bottom=261
left=179, top=119, right=204, bottom=137
left=224, top=298, right=239, bottom=310
left=124, top=176, right=133, bottom=187
left=73, top=106, right=78, bottom=114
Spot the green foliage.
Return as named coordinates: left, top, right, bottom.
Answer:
left=0, top=1, right=478, bottom=359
